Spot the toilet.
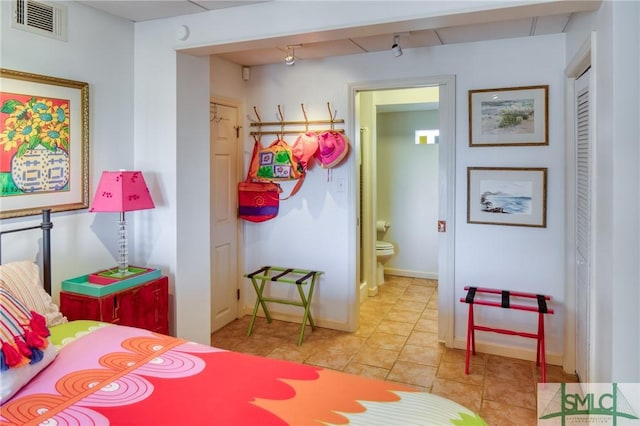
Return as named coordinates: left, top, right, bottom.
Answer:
left=376, top=240, right=395, bottom=285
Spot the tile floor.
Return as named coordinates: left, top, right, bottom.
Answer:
left=211, top=275, right=578, bottom=425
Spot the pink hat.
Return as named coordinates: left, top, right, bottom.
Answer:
left=292, top=131, right=319, bottom=170
left=316, top=131, right=349, bottom=168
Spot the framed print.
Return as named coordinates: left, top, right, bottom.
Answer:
left=467, top=167, right=547, bottom=227
left=0, top=68, right=89, bottom=219
left=469, top=85, right=548, bottom=147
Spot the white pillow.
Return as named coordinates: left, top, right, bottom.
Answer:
left=0, top=287, right=58, bottom=403
left=0, top=261, right=67, bottom=327
left=0, top=341, right=58, bottom=403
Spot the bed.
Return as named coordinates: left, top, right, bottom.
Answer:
left=1, top=210, right=486, bottom=425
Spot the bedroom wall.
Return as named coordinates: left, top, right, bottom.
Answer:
left=0, top=2, right=137, bottom=299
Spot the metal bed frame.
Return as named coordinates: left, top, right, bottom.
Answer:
left=0, top=209, right=53, bottom=294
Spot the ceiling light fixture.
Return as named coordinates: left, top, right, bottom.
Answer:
left=391, top=35, right=403, bottom=57
left=284, top=45, right=296, bottom=66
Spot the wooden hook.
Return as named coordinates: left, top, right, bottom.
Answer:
left=252, top=106, right=262, bottom=123
left=277, top=105, right=285, bottom=139
left=251, top=106, right=263, bottom=139
left=327, top=102, right=338, bottom=129
left=301, top=103, right=309, bottom=131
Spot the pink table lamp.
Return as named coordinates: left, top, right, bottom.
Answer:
left=90, top=171, right=155, bottom=277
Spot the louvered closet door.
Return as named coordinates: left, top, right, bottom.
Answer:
left=575, top=68, right=592, bottom=383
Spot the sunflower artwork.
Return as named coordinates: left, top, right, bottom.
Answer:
left=0, top=92, right=71, bottom=197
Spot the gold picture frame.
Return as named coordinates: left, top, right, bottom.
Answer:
left=0, top=68, right=89, bottom=219
left=467, top=167, right=547, bottom=227
left=469, top=85, right=548, bottom=147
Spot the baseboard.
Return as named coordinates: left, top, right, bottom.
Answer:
left=359, top=281, right=368, bottom=303
left=452, top=337, right=563, bottom=366
left=385, top=267, right=438, bottom=280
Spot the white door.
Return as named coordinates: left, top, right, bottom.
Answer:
left=210, top=101, right=240, bottom=332
left=574, top=68, right=592, bottom=382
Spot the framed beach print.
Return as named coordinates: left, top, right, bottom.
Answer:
left=0, top=68, right=89, bottom=219
left=467, top=167, right=547, bottom=228
left=469, top=85, right=548, bottom=147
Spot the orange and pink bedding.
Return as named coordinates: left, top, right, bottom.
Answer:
left=1, top=321, right=485, bottom=425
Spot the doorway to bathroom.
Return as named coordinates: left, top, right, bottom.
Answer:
left=351, top=76, right=455, bottom=344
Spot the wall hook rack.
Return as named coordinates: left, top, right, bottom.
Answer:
left=249, top=102, right=344, bottom=136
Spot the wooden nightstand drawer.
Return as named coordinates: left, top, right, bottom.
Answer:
left=61, top=276, right=169, bottom=335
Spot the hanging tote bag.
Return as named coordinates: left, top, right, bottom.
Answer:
left=248, top=138, right=306, bottom=200
left=238, top=181, right=281, bottom=222
left=238, top=138, right=282, bottom=222
left=252, top=139, right=305, bottom=182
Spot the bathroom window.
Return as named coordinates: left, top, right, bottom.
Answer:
left=415, top=130, right=439, bottom=145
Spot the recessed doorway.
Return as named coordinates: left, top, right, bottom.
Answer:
left=350, top=76, right=456, bottom=345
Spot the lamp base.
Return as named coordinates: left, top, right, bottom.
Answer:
left=88, top=266, right=154, bottom=285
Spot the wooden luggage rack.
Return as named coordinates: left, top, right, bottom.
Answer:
left=245, top=266, right=322, bottom=346
left=460, top=286, right=554, bottom=382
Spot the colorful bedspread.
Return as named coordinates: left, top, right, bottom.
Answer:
left=1, top=321, right=485, bottom=425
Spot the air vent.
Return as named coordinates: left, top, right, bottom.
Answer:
left=12, top=0, right=67, bottom=41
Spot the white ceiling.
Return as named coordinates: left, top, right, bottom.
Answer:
left=77, top=1, right=601, bottom=67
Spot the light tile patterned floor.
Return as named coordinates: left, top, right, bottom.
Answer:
left=211, top=276, right=578, bottom=425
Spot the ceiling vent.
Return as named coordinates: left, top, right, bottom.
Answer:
left=12, top=0, right=67, bottom=41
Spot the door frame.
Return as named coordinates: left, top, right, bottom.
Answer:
left=563, top=32, right=596, bottom=378
left=348, top=75, right=456, bottom=345
left=210, top=95, right=244, bottom=328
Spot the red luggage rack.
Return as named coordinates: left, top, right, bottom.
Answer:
left=460, top=286, right=554, bottom=383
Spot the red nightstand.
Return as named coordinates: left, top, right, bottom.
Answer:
left=60, top=276, right=169, bottom=335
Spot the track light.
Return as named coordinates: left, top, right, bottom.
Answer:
left=391, top=35, right=403, bottom=57
left=284, top=46, right=296, bottom=66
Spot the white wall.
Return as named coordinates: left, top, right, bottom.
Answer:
left=377, top=110, right=439, bottom=278
left=608, top=0, right=639, bottom=385
left=133, top=18, right=213, bottom=342
left=0, top=2, right=137, bottom=298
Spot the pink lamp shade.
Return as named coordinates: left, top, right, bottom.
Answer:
left=90, top=171, right=155, bottom=212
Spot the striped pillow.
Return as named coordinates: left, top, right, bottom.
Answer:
left=0, top=261, right=67, bottom=327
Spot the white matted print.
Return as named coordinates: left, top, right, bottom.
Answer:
left=467, top=167, right=547, bottom=227
left=469, top=85, right=548, bottom=147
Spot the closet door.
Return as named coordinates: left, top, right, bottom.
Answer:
left=574, top=68, right=592, bottom=382
left=211, top=102, right=241, bottom=332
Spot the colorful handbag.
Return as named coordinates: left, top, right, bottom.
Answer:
left=238, top=138, right=282, bottom=222
left=247, top=138, right=306, bottom=200
left=238, top=181, right=281, bottom=222
left=251, top=139, right=304, bottom=182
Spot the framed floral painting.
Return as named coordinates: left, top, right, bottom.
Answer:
left=0, top=68, right=89, bottom=219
